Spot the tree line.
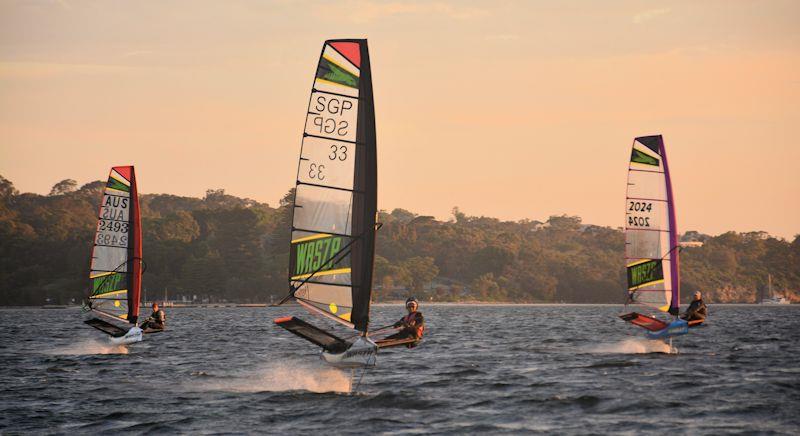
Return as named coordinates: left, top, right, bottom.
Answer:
left=1, top=175, right=797, bottom=306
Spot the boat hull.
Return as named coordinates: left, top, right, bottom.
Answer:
left=646, top=319, right=688, bottom=340
left=321, top=336, right=377, bottom=368
left=109, top=326, right=143, bottom=345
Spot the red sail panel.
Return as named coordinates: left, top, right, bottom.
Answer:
left=329, top=41, right=361, bottom=67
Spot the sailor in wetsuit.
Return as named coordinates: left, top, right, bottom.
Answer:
left=681, top=291, right=707, bottom=322
left=384, top=297, right=425, bottom=346
left=140, top=302, right=166, bottom=330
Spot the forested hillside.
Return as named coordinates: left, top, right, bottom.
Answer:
left=1, top=175, right=798, bottom=305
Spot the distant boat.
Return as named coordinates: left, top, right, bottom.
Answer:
left=618, top=135, right=702, bottom=341
left=274, top=39, right=418, bottom=368
left=761, top=274, right=790, bottom=305
left=83, top=166, right=151, bottom=345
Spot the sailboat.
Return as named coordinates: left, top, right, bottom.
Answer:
left=274, top=39, right=417, bottom=368
left=618, top=135, right=701, bottom=341
left=761, top=274, right=790, bottom=305
left=83, top=166, right=150, bottom=345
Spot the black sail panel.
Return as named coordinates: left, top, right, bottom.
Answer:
left=350, top=40, right=377, bottom=332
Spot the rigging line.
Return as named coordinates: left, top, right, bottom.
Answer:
left=311, top=87, right=364, bottom=101
left=344, top=194, right=353, bottom=240
left=303, top=132, right=362, bottom=145
left=98, top=193, right=129, bottom=200
left=296, top=181, right=365, bottom=194
left=291, top=228, right=352, bottom=239
left=351, top=354, right=375, bottom=393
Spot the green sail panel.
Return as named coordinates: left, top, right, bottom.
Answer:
left=317, top=57, right=359, bottom=89
left=631, top=148, right=659, bottom=166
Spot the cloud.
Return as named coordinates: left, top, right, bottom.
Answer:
left=632, top=8, right=670, bottom=24
left=316, top=0, right=488, bottom=24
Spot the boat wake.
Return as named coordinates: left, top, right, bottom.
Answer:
left=51, top=338, right=129, bottom=355
left=589, top=338, right=674, bottom=354
left=197, top=360, right=352, bottom=394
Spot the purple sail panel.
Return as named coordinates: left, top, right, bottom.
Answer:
left=659, top=138, right=680, bottom=315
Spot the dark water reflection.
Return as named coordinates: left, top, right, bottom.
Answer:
left=0, top=305, right=798, bottom=434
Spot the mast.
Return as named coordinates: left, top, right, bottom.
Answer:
left=768, top=274, right=773, bottom=299
left=285, top=39, right=377, bottom=332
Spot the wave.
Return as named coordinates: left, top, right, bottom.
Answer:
left=588, top=338, right=675, bottom=354
left=50, top=339, right=129, bottom=355
left=194, top=360, right=352, bottom=394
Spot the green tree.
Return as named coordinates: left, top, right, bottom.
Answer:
left=399, top=256, right=439, bottom=292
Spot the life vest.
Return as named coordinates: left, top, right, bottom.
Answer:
left=152, top=310, right=166, bottom=325
left=402, top=312, right=424, bottom=339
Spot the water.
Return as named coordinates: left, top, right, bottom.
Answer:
left=1, top=305, right=798, bottom=434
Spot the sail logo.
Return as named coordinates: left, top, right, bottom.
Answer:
left=343, top=348, right=376, bottom=359
left=307, top=94, right=358, bottom=141
left=293, top=235, right=344, bottom=277
left=627, top=259, right=664, bottom=290
left=92, top=272, right=124, bottom=295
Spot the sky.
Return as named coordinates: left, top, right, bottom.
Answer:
left=1, top=0, right=798, bottom=238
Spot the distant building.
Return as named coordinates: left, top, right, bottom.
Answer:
left=679, top=241, right=704, bottom=248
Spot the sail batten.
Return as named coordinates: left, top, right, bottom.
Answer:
left=625, top=136, right=680, bottom=316
left=88, top=166, right=142, bottom=325
left=288, top=39, right=377, bottom=332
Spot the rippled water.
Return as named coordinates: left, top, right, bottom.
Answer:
left=1, top=305, right=798, bottom=434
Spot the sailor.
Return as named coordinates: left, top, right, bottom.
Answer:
left=681, top=291, right=707, bottom=322
left=385, top=297, right=425, bottom=345
left=140, top=302, right=166, bottom=330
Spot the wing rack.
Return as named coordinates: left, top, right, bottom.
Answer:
left=274, top=316, right=349, bottom=353
left=619, top=312, right=670, bottom=332
left=84, top=318, right=129, bottom=338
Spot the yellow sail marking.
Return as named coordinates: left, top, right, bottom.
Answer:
left=291, top=268, right=351, bottom=281
left=626, top=258, right=655, bottom=267
left=90, top=271, right=116, bottom=279
left=628, top=279, right=664, bottom=291
left=291, top=233, right=333, bottom=244
left=91, top=289, right=128, bottom=298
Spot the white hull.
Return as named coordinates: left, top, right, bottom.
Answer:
left=762, top=296, right=790, bottom=305
left=109, top=326, right=143, bottom=345
left=321, top=336, right=377, bottom=368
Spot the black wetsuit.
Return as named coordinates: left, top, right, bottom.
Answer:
left=681, top=299, right=707, bottom=321
left=141, top=309, right=166, bottom=330
left=386, top=311, right=425, bottom=342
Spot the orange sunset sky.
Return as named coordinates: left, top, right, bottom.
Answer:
left=1, top=0, right=798, bottom=238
